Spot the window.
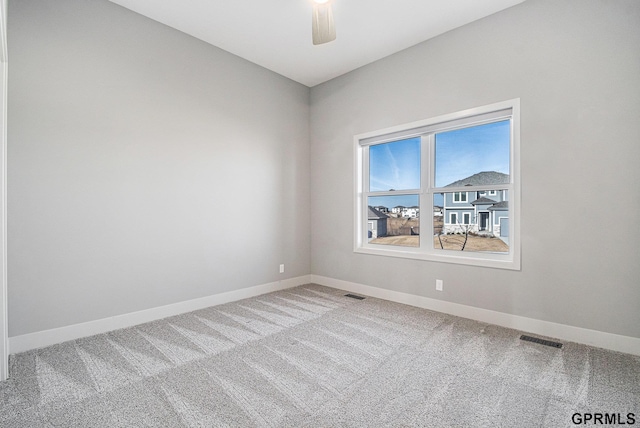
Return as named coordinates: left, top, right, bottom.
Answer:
left=354, top=99, right=520, bottom=270
left=453, top=192, right=467, bottom=203
left=463, top=212, right=471, bottom=225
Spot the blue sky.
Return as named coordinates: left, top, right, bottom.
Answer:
left=434, top=120, right=510, bottom=187
left=368, top=120, right=510, bottom=209
left=369, top=137, right=420, bottom=192
left=369, top=137, right=420, bottom=208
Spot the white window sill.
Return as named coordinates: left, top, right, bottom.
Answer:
left=354, top=246, right=520, bottom=271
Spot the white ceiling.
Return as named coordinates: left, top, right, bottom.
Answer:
left=108, top=0, right=526, bottom=87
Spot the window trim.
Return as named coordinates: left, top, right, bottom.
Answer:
left=453, top=192, right=467, bottom=203
left=354, top=99, right=520, bottom=270
left=449, top=212, right=458, bottom=225
left=462, top=212, right=471, bottom=225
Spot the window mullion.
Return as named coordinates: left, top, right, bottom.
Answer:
left=368, top=189, right=420, bottom=197
left=361, top=146, right=370, bottom=247
left=433, top=184, right=510, bottom=194
left=421, top=134, right=433, bottom=252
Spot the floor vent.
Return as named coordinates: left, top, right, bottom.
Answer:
left=520, top=335, right=563, bottom=349
left=345, top=294, right=365, bottom=300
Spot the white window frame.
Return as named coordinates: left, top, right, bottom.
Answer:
left=449, top=212, right=458, bottom=225
left=353, top=99, right=521, bottom=270
left=453, top=192, right=467, bottom=203
left=462, top=212, right=471, bottom=225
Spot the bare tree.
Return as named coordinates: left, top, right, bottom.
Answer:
left=458, top=220, right=473, bottom=251
left=436, top=217, right=475, bottom=251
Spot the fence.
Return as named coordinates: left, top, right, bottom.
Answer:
left=386, top=217, right=442, bottom=236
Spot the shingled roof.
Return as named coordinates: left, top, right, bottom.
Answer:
left=445, top=171, right=509, bottom=187
left=471, top=196, right=497, bottom=205
left=489, top=201, right=508, bottom=210
left=368, top=206, right=389, bottom=220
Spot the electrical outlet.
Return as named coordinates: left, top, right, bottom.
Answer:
left=436, top=279, right=443, bottom=291
left=279, top=264, right=285, bottom=274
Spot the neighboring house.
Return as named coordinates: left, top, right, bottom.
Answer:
left=403, top=206, right=420, bottom=218
left=368, top=206, right=389, bottom=240
left=489, top=200, right=509, bottom=238
left=441, top=171, right=509, bottom=237
left=390, top=205, right=405, bottom=218
left=374, top=205, right=390, bottom=214
left=433, top=206, right=443, bottom=216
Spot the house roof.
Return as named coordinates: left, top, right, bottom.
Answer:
left=445, top=171, right=509, bottom=187
left=489, top=201, right=508, bottom=210
left=471, top=196, right=497, bottom=205
left=368, top=206, right=389, bottom=220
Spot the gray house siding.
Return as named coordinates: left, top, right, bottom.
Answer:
left=444, top=191, right=473, bottom=207
left=368, top=219, right=388, bottom=239
left=446, top=209, right=474, bottom=223
left=368, top=206, right=388, bottom=240
left=441, top=173, right=510, bottom=236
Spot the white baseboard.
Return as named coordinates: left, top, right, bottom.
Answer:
left=9, top=275, right=311, bottom=354
left=11, top=273, right=639, bottom=357
left=311, top=275, right=640, bottom=356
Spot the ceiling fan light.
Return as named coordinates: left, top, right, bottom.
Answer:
left=312, top=3, right=336, bottom=45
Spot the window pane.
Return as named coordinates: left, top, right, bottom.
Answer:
left=368, top=195, right=419, bottom=247
left=369, top=137, right=420, bottom=192
left=452, top=192, right=467, bottom=203
left=434, top=120, right=510, bottom=188
left=433, top=191, right=509, bottom=253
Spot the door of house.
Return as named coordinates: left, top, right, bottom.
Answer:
left=479, top=212, right=489, bottom=231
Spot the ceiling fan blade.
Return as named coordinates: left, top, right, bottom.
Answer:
left=312, top=3, right=336, bottom=45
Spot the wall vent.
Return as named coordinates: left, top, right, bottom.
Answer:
left=520, top=335, right=563, bottom=349
left=344, top=294, right=365, bottom=300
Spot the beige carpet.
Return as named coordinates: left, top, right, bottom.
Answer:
left=1, top=284, right=638, bottom=427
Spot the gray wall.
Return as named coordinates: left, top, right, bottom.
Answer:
left=8, top=0, right=640, bottom=343
left=310, top=0, right=640, bottom=338
left=8, top=0, right=310, bottom=336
